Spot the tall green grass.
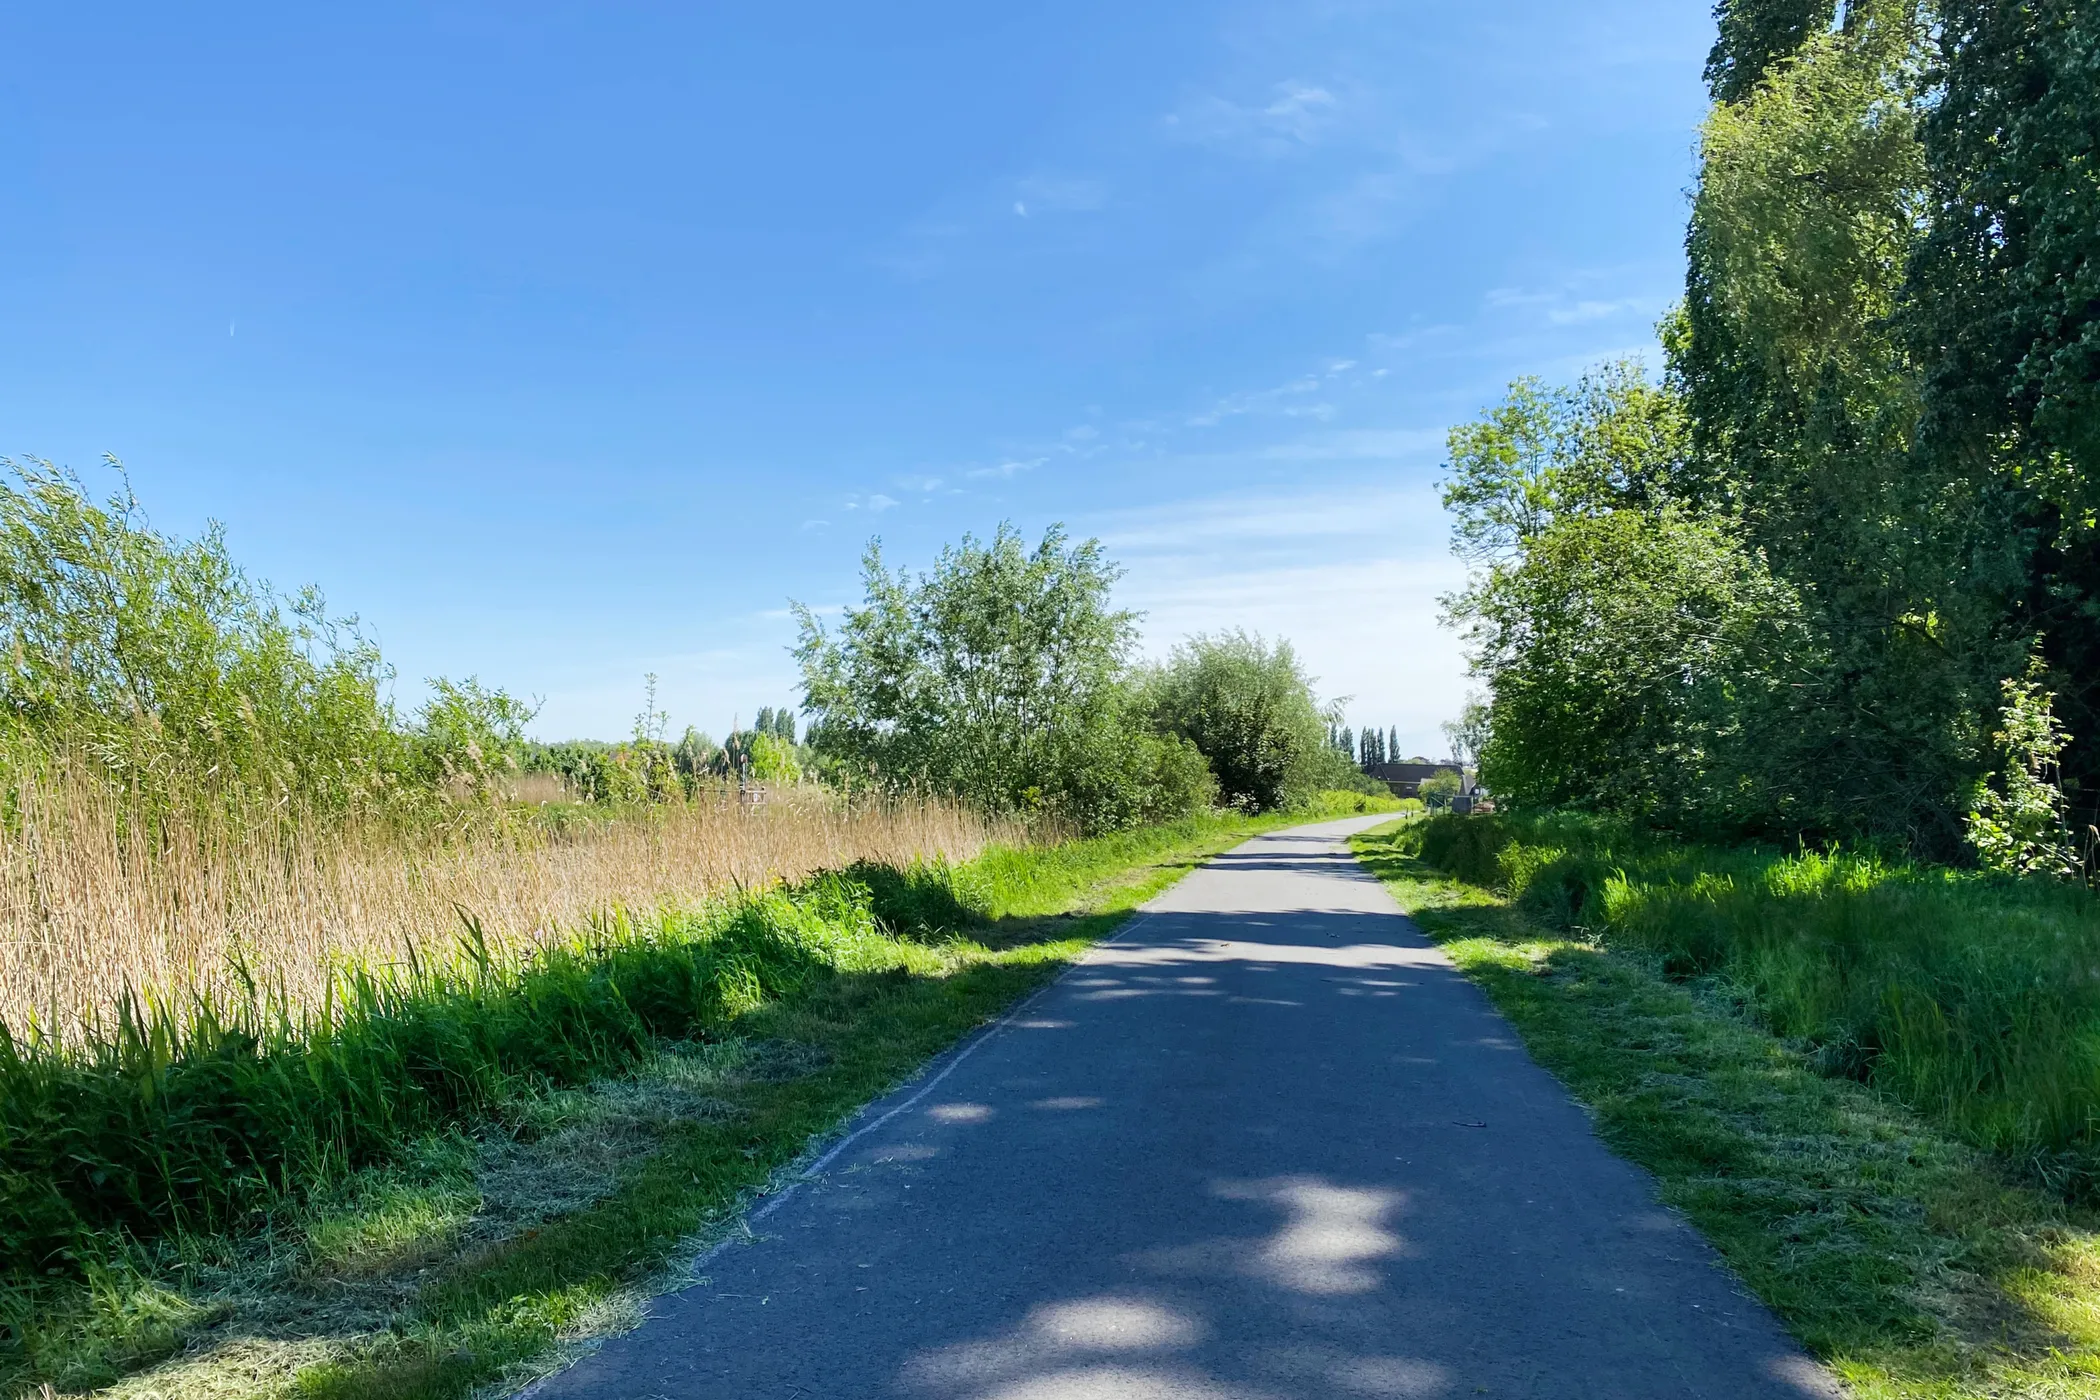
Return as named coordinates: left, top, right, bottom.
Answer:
left=0, top=872, right=918, bottom=1278
left=0, top=794, right=1395, bottom=1285
left=1409, top=813, right=2100, bottom=1193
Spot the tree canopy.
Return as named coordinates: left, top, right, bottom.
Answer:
left=1447, top=0, right=2100, bottom=867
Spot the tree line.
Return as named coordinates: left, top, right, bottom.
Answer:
left=0, top=457, right=1379, bottom=833
left=794, top=523, right=1384, bottom=830
left=1444, top=0, right=2099, bottom=870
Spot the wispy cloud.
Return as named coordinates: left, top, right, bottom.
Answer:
left=1013, top=174, right=1108, bottom=214
left=1165, top=80, right=1345, bottom=156
left=1483, top=268, right=1672, bottom=330
left=1095, top=479, right=1446, bottom=554
left=965, top=457, right=1044, bottom=480
left=1083, top=480, right=1471, bottom=751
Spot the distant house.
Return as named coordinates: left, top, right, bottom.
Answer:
left=1362, top=761, right=1463, bottom=799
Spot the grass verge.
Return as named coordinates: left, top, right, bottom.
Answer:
left=1352, top=819, right=2100, bottom=1400
left=7, top=800, right=1381, bottom=1400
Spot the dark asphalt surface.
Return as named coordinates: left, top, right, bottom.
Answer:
left=531, top=817, right=1840, bottom=1399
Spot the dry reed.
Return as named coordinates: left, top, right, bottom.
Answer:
left=0, top=772, right=1010, bottom=1042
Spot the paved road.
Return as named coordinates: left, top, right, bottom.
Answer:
left=534, top=817, right=1838, bottom=1399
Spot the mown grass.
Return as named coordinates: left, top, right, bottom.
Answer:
left=4, top=800, right=1375, bottom=1400
left=1353, top=818, right=2100, bottom=1399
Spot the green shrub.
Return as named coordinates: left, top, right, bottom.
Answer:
left=1412, top=813, right=1516, bottom=886
left=1141, top=631, right=1344, bottom=811
left=839, top=858, right=985, bottom=938
left=796, top=524, right=1178, bottom=830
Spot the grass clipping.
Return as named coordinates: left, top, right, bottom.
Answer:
left=1352, top=819, right=2100, bottom=1400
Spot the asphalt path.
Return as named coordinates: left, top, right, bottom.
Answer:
left=533, top=816, right=1840, bottom=1399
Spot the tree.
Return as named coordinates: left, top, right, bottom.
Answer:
left=1418, top=771, right=1464, bottom=812
left=1450, top=506, right=1800, bottom=823
left=1443, top=360, right=1690, bottom=568
left=1441, top=697, right=1491, bottom=773
left=794, top=523, right=1206, bottom=828
left=1676, top=0, right=2008, bottom=847
left=415, top=677, right=538, bottom=799
left=1910, top=0, right=2100, bottom=816
left=1142, top=631, right=1355, bottom=812
left=1704, top=0, right=1837, bottom=104
left=0, top=456, right=413, bottom=815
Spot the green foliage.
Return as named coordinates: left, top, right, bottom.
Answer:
left=1139, top=630, right=1336, bottom=812
left=838, top=857, right=984, bottom=938
left=1967, top=657, right=2079, bottom=878
left=1453, top=0, right=2100, bottom=854
left=744, top=731, right=801, bottom=784
left=794, top=524, right=1209, bottom=831
left=1443, top=369, right=1803, bottom=824
left=1441, top=362, right=1689, bottom=566
left=414, top=678, right=537, bottom=799
left=1417, top=771, right=1463, bottom=812
left=1703, top=0, right=1837, bottom=103
left=1912, top=0, right=2100, bottom=808
left=0, top=457, right=410, bottom=814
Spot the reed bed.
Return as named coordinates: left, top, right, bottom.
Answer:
left=0, top=772, right=1008, bottom=1043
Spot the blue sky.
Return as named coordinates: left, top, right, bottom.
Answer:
left=0, top=1, right=1712, bottom=754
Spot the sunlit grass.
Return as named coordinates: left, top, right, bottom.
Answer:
left=3, top=805, right=1317, bottom=1399
left=1355, top=820, right=2100, bottom=1399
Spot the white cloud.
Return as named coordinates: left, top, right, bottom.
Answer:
left=1186, top=374, right=1323, bottom=427
left=1549, top=298, right=1646, bottom=325
left=1013, top=174, right=1108, bottom=213
left=1120, top=547, right=1470, bottom=757
left=965, top=457, right=1044, bottom=480
left=868, top=493, right=900, bottom=512
left=1164, top=79, right=1346, bottom=157
left=1093, top=479, right=1445, bottom=553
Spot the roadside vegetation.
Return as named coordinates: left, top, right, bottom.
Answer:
left=1358, top=815, right=2100, bottom=1397
left=0, top=457, right=1398, bottom=1397
left=1440, top=0, right=2100, bottom=865
left=1414, top=9, right=2100, bottom=1385
left=7, top=803, right=1372, bottom=1400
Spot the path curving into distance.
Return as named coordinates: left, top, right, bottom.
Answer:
left=531, top=816, right=1838, bottom=1400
